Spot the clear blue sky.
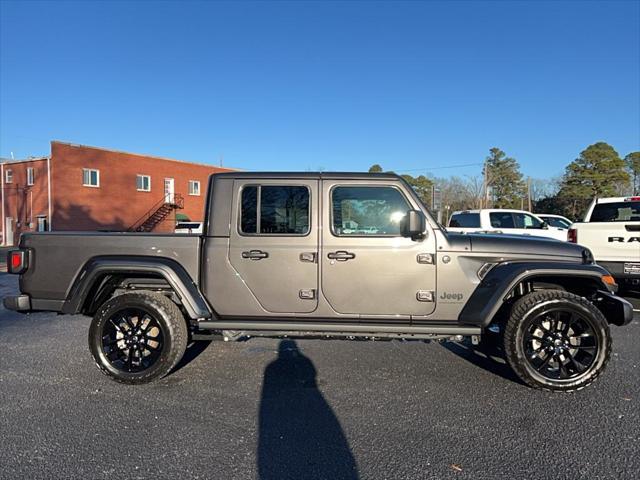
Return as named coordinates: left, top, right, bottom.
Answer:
left=1, top=0, right=638, bottom=179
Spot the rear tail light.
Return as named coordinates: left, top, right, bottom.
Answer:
left=7, top=250, right=28, bottom=274
left=568, top=228, right=577, bottom=243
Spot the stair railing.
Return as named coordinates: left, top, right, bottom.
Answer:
left=128, top=193, right=184, bottom=232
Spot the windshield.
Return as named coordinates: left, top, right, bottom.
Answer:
left=589, top=202, right=640, bottom=222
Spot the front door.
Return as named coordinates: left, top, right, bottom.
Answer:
left=229, top=179, right=319, bottom=314
left=5, top=217, right=14, bottom=246
left=164, top=178, right=175, bottom=203
left=321, top=181, right=437, bottom=318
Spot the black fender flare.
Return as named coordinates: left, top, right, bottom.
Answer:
left=458, top=261, right=612, bottom=327
left=62, top=256, right=212, bottom=319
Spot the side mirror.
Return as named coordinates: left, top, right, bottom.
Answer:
left=541, top=221, right=549, bottom=229
left=401, top=210, right=426, bottom=239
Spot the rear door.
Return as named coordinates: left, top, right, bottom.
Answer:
left=320, top=180, right=437, bottom=318
left=229, top=179, right=319, bottom=313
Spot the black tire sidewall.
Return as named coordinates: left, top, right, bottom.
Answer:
left=506, top=292, right=611, bottom=391
left=89, top=293, right=182, bottom=383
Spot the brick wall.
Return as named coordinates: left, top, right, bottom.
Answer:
left=1, top=158, right=50, bottom=246
left=1, top=142, right=234, bottom=245
left=50, top=142, right=232, bottom=232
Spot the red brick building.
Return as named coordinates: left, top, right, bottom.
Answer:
left=1, top=141, right=233, bottom=246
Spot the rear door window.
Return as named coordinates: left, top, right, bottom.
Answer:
left=490, top=212, right=515, bottom=228
left=448, top=213, right=480, bottom=228
left=240, top=185, right=310, bottom=235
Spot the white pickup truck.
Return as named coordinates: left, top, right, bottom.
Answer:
left=447, top=209, right=567, bottom=241
left=568, top=196, right=640, bottom=290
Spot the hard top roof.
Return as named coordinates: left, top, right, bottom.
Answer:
left=213, top=171, right=401, bottom=181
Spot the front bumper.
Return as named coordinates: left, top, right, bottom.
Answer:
left=3, top=294, right=31, bottom=312
left=593, top=290, right=635, bottom=326
left=599, top=261, right=640, bottom=283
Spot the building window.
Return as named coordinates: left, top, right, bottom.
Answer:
left=82, top=168, right=100, bottom=187
left=136, top=174, right=151, bottom=192
left=240, top=185, right=310, bottom=235
left=188, top=180, right=201, bottom=196
left=5, top=169, right=12, bottom=183
left=27, top=167, right=34, bottom=186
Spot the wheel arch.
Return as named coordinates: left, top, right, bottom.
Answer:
left=458, top=261, right=614, bottom=328
left=62, top=255, right=212, bottom=320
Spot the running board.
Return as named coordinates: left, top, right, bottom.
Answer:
left=195, top=320, right=481, bottom=337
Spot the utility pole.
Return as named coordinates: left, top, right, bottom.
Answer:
left=527, top=177, right=532, bottom=212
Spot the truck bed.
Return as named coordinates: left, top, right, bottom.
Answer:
left=18, top=232, right=201, bottom=302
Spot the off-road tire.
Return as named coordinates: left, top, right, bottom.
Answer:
left=504, top=290, right=611, bottom=392
left=89, top=292, right=188, bottom=384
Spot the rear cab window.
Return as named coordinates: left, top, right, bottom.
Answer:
left=448, top=213, right=480, bottom=228
left=240, top=185, right=310, bottom=235
left=589, top=201, right=640, bottom=222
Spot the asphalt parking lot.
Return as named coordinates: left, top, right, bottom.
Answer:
left=0, top=273, right=638, bottom=480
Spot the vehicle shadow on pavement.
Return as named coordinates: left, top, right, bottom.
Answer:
left=442, top=339, right=525, bottom=386
left=172, top=340, right=212, bottom=373
left=258, top=339, right=359, bottom=480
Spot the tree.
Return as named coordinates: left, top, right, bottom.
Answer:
left=368, top=164, right=383, bottom=173
left=401, top=174, right=434, bottom=207
left=559, top=142, right=630, bottom=217
left=484, top=147, right=525, bottom=209
left=625, top=152, right=640, bottom=195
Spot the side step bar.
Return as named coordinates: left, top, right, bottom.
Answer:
left=195, top=320, right=481, bottom=337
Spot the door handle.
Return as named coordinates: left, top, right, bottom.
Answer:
left=327, top=250, right=356, bottom=261
left=242, top=250, right=269, bottom=260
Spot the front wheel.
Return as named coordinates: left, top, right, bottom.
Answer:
left=503, top=290, right=611, bottom=392
left=89, top=292, right=188, bottom=384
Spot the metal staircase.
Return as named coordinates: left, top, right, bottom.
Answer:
left=128, top=194, right=184, bottom=232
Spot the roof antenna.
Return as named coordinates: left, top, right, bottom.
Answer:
left=219, top=154, right=223, bottom=167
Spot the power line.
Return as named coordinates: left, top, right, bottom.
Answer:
left=392, top=162, right=484, bottom=173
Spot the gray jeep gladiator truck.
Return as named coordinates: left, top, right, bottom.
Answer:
left=4, top=172, right=634, bottom=391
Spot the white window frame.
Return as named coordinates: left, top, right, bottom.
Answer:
left=5, top=169, right=12, bottom=183
left=26, top=167, right=34, bottom=186
left=82, top=168, right=100, bottom=187
left=136, top=174, right=151, bottom=192
left=188, top=180, right=201, bottom=196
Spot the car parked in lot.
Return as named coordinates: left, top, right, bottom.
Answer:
left=448, top=209, right=567, bottom=241
left=4, top=172, right=633, bottom=391
left=569, top=196, right=640, bottom=291
left=175, top=222, right=203, bottom=234
left=536, top=214, right=573, bottom=230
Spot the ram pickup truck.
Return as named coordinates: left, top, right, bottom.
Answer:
left=3, top=172, right=633, bottom=391
left=569, top=197, right=640, bottom=291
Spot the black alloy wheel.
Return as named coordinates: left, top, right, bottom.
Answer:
left=101, top=307, right=165, bottom=373
left=522, top=307, right=598, bottom=381
left=504, top=290, right=611, bottom=391
left=89, top=292, right=188, bottom=384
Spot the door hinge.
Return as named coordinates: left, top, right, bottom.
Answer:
left=299, top=289, right=316, bottom=300
left=416, top=290, right=435, bottom=302
left=417, top=253, right=434, bottom=264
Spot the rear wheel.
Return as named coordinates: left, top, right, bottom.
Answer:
left=88, top=292, right=188, bottom=384
left=504, top=290, right=611, bottom=392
